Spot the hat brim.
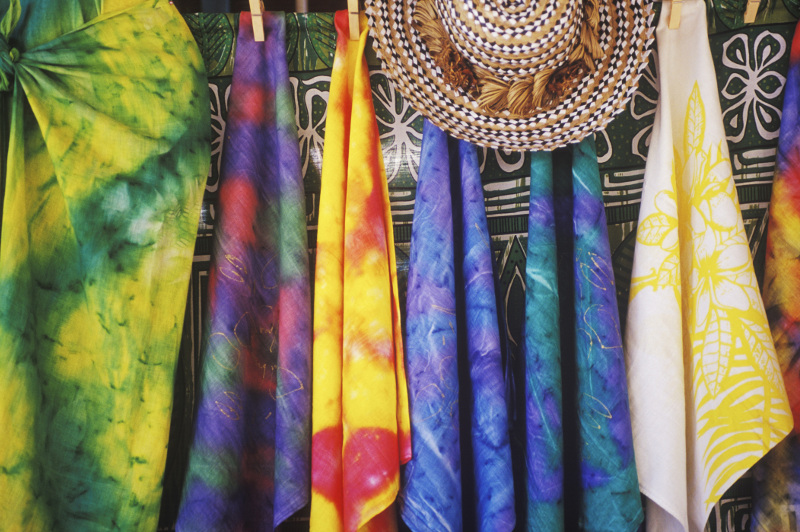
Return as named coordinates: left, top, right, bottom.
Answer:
left=366, top=0, right=655, bottom=151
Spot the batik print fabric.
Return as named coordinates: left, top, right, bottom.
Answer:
left=521, top=138, right=642, bottom=532
left=310, top=10, right=411, bottom=532
left=750, top=20, right=800, bottom=532
left=176, top=12, right=311, bottom=532
left=0, top=0, right=209, bottom=529
left=625, top=1, right=793, bottom=531
left=399, top=120, right=515, bottom=532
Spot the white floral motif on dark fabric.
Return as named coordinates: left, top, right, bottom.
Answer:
left=721, top=32, right=786, bottom=143
left=291, top=75, right=330, bottom=180
left=370, top=71, right=423, bottom=184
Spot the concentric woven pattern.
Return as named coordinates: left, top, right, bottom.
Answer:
left=366, top=0, right=655, bottom=151
left=438, top=0, right=578, bottom=77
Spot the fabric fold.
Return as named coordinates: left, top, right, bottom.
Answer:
left=750, top=19, right=800, bottom=532
left=0, top=0, right=209, bottom=529
left=570, top=139, right=642, bottom=531
left=522, top=138, right=642, bottom=532
left=399, top=120, right=515, bottom=532
left=625, top=2, right=793, bottom=530
left=523, top=148, right=564, bottom=531
left=310, top=10, right=411, bottom=532
left=176, top=12, right=311, bottom=531
left=399, top=120, right=462, bottom=532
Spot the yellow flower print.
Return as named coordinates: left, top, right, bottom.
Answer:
left=691, top=229, right=758, bottom=330
left=630, top=81, right=792, bottom=508
left=674, top=83, right=791, bottom=502
left=629, top=176, right=681, bottom=303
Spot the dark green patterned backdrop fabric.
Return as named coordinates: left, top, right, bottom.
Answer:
left=157, top=5, right=800, bottom=530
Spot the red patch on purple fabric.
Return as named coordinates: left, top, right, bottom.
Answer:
left=220, top=175, right=259, bottom=246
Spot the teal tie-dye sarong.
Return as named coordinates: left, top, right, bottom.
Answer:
left=0, top=0, right=209, bottom=529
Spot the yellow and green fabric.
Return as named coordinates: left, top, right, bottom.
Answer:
left=17, top=3, right=789, bottom=531
left=0, top=0, right=209, bottom=529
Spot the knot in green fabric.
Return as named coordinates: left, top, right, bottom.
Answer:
left=0, top=34, right=18, bottom=92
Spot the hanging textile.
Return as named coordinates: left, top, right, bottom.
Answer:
left=153, top=5, right=800, bottom=531
left=309, top=10, right=411, bottom=532
left=176, top=11, right=311, bottom=531
left=0, top=0, right=209, bottom=529
left=521, top=137, right=642, bottom=532
left=399, top=120, right=515, bottom=532
left=624, top=1, right=793, bottom=531
left=750, top=19, right=800, bottom=532
left=522, top=140, right=563, bottom=531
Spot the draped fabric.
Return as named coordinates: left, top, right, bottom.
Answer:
left=625, top=2, right=793, bottom=530
left=522, top=138, right=642, bottom=532
left=523, top=144, right=564, bottom=531
left=751, top=20, right=800, bottom=532
left=0, top=0, right=209, bottom=529
left=399, top=120, right=515, bottom=532
left=309, top=11, right=411, bottom=532
left=176, top=12, right=311, bottom=531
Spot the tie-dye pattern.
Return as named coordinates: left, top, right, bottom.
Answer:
left=751, top=21, right=800, bottom=532
left=570, top=139, right=642, bottom=531
left=524, top=151, right=564, bottom=531
left=310, top=11, right=411, bottom=532
left=0, top=0, right=208, bottom=530
left=400, top=121, right=515, bottom=532
left=176, top=12, right=311, bottom=532
left=522, top=139, right=642, bottom=532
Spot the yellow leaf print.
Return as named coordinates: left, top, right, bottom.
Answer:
left=675, top=83, right=792, bottom=504
left=637, top=213, right=675, bottom=248
left=629, top=164, right=681, bottom=303
left=631, top=79, right=792, bottom=514
left=657, top=254, right=680, bottom=288
left=684, top=83, right=706, bottom=155
left=741, top=318, right=784, bottom=390
left=697, top=309, right=732, bottom=397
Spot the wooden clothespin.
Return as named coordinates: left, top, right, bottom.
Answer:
left=249, top=0, right=265, bottom=42
left=744, top=0, right=760, bottom=23
left=348, top=0, right=360, bottom=41
left=668, top=0, right=682, bottom=29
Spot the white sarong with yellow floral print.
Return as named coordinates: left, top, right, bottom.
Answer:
left=624, top=2, right=793, bottom=531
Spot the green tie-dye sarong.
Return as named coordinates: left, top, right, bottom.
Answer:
left=0, top=0, right=209, bottom=529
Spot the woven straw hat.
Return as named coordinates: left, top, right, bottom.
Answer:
left=365, top=0, right=654, bottom=151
